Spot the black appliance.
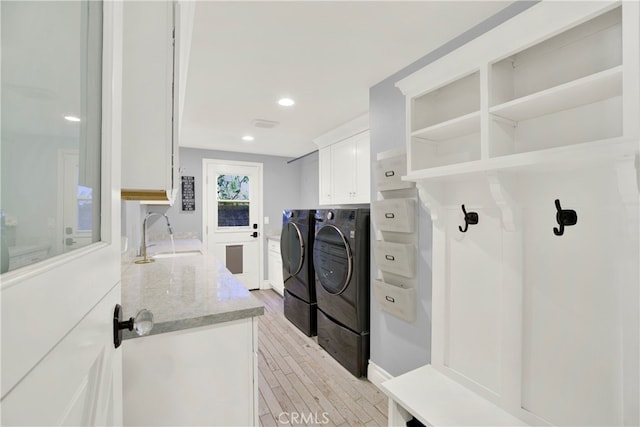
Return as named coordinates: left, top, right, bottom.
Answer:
left=313, top=208, right=370, bottom=377
left=281, top=209, right=316, bottom=336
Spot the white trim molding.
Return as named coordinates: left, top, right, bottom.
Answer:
left=367, top=360, right=394, bottom=391
left=312, top=113, right=369, bottom=148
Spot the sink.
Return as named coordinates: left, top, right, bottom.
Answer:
left=152, top=250, right=202, bottom=259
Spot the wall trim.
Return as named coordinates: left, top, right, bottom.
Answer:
left=312, top=113, right=369, bottom=148
left=367, top=360, right=394, bottom=391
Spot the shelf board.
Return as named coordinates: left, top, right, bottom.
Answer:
left=381, top=365, right=527, bottom=427
left=490, top=66, right=623, bottom=122
left=412, top=111, right=480, bottom=141
left=404, top=137, right=638, bottom=182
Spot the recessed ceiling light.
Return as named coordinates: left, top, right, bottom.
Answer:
left=242, top=135, right=255, bottom=142
left=278, top=98, right=295, bottom=107
left=64, top=115, right=81, bottom=122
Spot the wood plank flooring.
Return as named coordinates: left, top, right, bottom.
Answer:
left=252, top=289, right=388, bottom=427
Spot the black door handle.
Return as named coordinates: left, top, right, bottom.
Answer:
left=250, top=231, right=258, bottom=238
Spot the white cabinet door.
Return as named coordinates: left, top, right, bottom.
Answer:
left=123, top=318, right=258, bottom=426
left=318, top=146, right=333, bottom=205
left=268, top=239, right=284, bottom=295
left=331, top=137, right=357, bottom=203
left=332, top=132, right=371, bottom=204
left=121, top=1, right=177, bottom=203
left=314, top=114, right=370, bottom=206
left=353, top=131, right=371, bottom=203
left=1, top=2, right=123, bottom=424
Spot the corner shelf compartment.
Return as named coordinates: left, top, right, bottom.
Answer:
left=489, top=6, right=623, bottom=157
left=410, top=71, right=481, bottom=171
left=389, top=2, right=640, bottom=427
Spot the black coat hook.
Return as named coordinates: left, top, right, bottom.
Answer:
left=553, top=199, right=577, bottom=236
left=458, top=204, right=478, bottom=233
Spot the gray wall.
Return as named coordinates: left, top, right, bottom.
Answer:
left=367, top=1, right=538, bottom=377
left=293, top=151, right=320, bottom=209
left=145, top=147, right=302, bottom=279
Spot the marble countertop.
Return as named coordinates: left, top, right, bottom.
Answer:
left=121, top=239, right=264, bottom=340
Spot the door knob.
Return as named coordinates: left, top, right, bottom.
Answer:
left=113, top=304, right=154, bottom=348
left=250, top=231, right=258, bottom=238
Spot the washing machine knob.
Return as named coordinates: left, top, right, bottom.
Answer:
left=327, top=211, right=334, bottom=220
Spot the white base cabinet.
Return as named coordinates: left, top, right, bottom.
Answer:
left=267, top=238, right=284, bottom=295
left=123, top=318, right=258, bottom=426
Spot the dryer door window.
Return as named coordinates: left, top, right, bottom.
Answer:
left=313, top=225, right=352, bottom=295
left=280, top=222, right=304, bottom=275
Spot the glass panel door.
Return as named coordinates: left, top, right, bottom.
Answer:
left=1, top=1, right=103, bottom=272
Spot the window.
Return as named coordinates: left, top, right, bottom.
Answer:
left=217, top=174, right=250, bottom=227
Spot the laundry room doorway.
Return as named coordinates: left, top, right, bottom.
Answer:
left=203, top=159, right=263, bottom=290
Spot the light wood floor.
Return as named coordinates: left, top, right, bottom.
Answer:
left=252, top=289, right=388, bottom=427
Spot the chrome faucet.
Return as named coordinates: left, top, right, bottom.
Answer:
left=135, top=212, right=173, bottom=264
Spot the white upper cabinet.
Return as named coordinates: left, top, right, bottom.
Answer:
left=121, top=1, right=180, bottom=203
left=314, top=115, right=371, bottom=205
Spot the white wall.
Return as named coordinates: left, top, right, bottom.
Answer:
left=290, top=151, right=320, bottom=209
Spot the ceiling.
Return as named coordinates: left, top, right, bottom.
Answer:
left=180, top=1, right=509, bottom=159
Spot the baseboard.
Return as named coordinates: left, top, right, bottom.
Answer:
left=261, top=280, right=284, bottom=296
left=367, top=360, right=394, bottom=391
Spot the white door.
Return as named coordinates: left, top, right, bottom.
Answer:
left=204, top=159, right=263, bottom=290
left=1, top=2, right=123, bottom=425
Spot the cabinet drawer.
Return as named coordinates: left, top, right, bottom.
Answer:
left=374, top=156, right=414, bottom=192
left=372, top=199, right=416, bottom=233
left=373, top=280, right=416, bottom=323
left=373, top=241, right=416, bottom=278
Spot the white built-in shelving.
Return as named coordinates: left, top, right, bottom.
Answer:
left=489, top=66, right=622, bottom=123
left=412, top=110, right=480, bottom=141
left=399, top=3, right=635, bottom=179
left=385, top=2, right=639, bottom=427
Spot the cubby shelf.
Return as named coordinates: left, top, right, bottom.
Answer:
left=490, top=66, right=622, bottom=122
left=412, top=111, right=480, bottom=141
left=403, top=137, right=637, bottom=183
